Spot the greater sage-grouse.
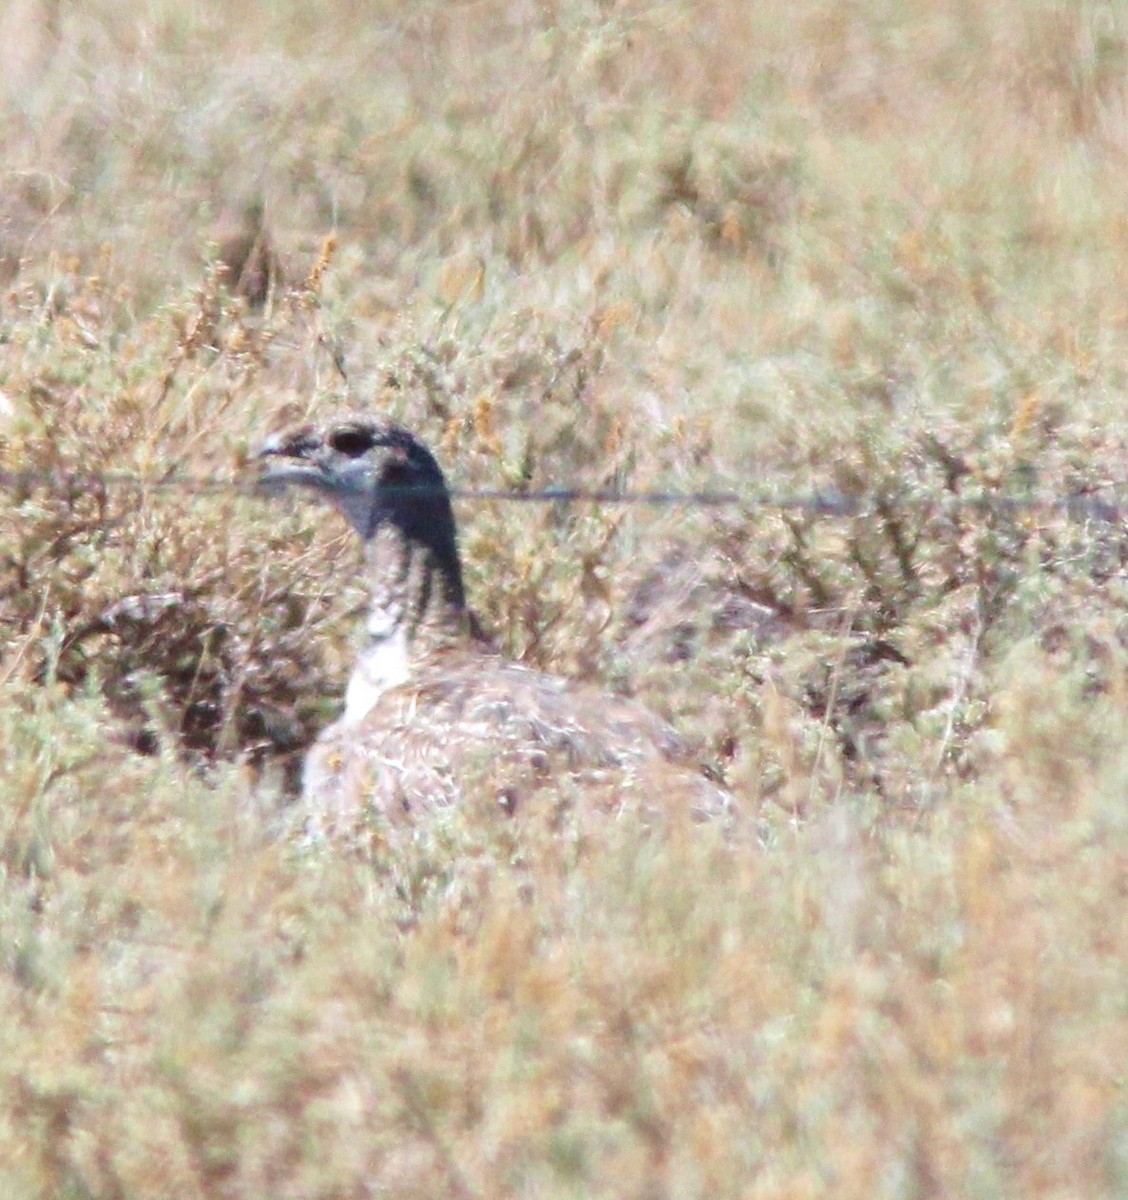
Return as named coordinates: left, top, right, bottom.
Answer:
left=256, top=419, right=733, bottom=842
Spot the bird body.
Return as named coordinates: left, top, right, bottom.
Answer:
left=256, top=419, right=732, bottom=844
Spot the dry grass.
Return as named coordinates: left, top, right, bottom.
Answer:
left=4, top=1, right=1128, bottom=1195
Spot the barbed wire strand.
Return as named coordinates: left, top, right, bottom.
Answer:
left=0, top=468, right=1125, bottom=520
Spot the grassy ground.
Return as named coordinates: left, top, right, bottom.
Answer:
left=3, top=0, right=1128, bottom=1195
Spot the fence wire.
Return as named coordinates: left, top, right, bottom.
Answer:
left=0, top=468, right=1126, bottom=521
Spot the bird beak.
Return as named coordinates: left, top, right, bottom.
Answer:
left=253, top=428, right=332, bottom=495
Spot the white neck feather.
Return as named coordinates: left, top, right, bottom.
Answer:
left=342, top=620, right=411, bottom=725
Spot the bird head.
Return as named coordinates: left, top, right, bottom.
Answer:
left=255, top=419, right=457, bottom=550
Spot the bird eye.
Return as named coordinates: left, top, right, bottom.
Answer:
left=328, top=427, right=375, bottom=458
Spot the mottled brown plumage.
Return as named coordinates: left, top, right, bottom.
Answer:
left=256, top=419, right=732, bottom=844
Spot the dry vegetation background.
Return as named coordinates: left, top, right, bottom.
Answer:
left=3, top=0, right=1128, bottom=1195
